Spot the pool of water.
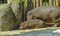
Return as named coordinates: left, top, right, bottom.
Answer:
left=0, top=27, right=60, bottom=36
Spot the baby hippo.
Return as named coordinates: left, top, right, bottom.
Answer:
left=19, top=19, right=46, bottom=30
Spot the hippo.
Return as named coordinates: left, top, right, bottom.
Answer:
left=19, top=19, right=46, bottom=30
left=27, top=5, right=60, bottom=23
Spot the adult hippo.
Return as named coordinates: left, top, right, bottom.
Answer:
left=27, top=5, right=60, bottom=23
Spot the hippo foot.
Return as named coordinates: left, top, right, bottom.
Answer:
left=53, top=22, right=59, bottom=27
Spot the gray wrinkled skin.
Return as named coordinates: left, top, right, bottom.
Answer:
left=0, top=4, right=17, bottom=31
left=19, top=19, right=45, bottom=30
left=27, top=6, right=60, bottom=23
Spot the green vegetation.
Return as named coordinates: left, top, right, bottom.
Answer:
left=42, top=0, right=49, bottom=3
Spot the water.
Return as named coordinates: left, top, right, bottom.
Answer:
left=1, top=28, right=60, bottom=36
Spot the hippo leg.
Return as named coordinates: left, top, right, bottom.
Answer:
left=53, top=18, right=60, bottom=27
left=53, top=22, right=59, bottom=27
left=56, top=18, right=60, bottom=22
left=54, top=20, right=59, bottom=27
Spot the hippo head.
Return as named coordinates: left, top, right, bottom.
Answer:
left=19, top=22, right=28, bottom=30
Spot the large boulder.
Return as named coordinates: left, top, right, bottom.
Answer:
left=10, top=1, right=22, bottom=24
left=0, top=4, right=17, bottom=31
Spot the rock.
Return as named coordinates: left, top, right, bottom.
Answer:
left=19, top=19, right=45, bottom=30
left=10, top=1, right=22, bottom=24
left=10, top=1, right=20, bottom=17
left=0, top=4, right=17, bottom=31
